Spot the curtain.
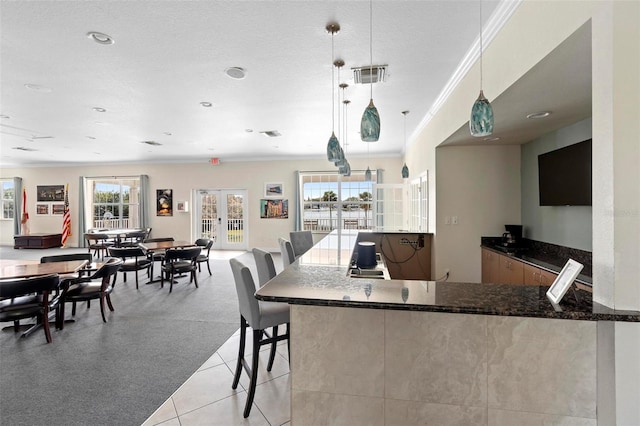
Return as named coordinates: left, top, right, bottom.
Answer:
left=78, top=176, right=87, bottom=247
left=139, top=174, right=150, bottom=230
left=13, top=177, right=22, bottom=235
left=294, top=171, right=302, bottom=231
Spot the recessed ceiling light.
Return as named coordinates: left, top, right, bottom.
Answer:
left=200, top=102, right=213, bottom=107
left=86, top=136, right=96, bottom=140
left=24, top=84, right=52, bottom=93
left=87, top=31, right=115, bottom=45
left=245, top=129, right=253, bottom=133
left=526, top=111, right=551, bottom=119
left=93, top=107, right=106, bottom=113
left=225, top=67, right=247, bottom=80
left=164, top=132, right=172, bottom=136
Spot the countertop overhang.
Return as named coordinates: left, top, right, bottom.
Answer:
left=255, top=231, right=639, bottom=322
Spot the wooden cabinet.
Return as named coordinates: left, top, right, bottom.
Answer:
left=523, top=263, right=557, bottom=286
left=14, top=233, right=62, bottom=249
left=481, top=248, right=500, bottom=284
left=498, top=254, right=524, bottom=285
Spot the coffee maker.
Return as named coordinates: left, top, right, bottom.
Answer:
left=502, top=224, right=523, bottom=247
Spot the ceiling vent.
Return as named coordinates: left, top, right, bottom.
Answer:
left=352, top=65, right=387, bottom=84
left=13, top=146, right=38, bottom=151
left=141, top=140, right=162, bottom=146
left=260, top=130, right=281, bottom=138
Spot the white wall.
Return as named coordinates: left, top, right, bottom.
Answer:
left=521, top=118, right=593, bottom=251
left=0, top=156, right=403, bottom=251
left=436, top=145, right=521, bottom=283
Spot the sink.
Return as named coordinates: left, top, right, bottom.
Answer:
left=348, top=268, right=386, bottom=279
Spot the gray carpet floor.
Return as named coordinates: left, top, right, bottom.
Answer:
left=0, top=246, right=260, bottom=426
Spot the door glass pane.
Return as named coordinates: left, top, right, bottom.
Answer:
left=200, top=192, right=218, bottom=242
left=227, top=193, right=243, bottom=244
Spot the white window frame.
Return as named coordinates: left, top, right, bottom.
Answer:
left=87, top=177, right=141, bottom=229
left=1, top=179, right=15, bottom=220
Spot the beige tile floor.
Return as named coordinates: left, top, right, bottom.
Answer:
left=142, top=315, right=291, bottom=426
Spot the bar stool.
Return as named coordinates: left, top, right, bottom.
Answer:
left=289, top=230, right=313, bottom=257
left=229, top=258, right=289, bottom=418
left=277, top=237, right=295, bottom=269
left=252, top=248, right=277, bottom=287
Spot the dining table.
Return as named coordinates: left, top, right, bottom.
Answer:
left=139, top=240, right=198, bottom=284
left=0, top=259, right=90, bottom=280
left=0, top=259, right=93, bottom=338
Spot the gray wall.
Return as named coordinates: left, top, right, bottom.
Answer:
left=521, top=118, right=592, bottom=251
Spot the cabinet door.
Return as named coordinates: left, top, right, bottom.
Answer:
left=523, top=263, right=540, bottom=285
left=538, top=269, right=558, bottom=287
left=481, top=248, right=500, bottom=284
left=499, top=254, right=524, bottom=285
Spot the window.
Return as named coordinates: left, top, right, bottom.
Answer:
left=88, top=177, right=140, bottom=229
left=1, top=180, right=15, bottom=220
left=299, top=171, right=376, bottom=232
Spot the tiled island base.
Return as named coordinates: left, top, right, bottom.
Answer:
left=291, top=305, right=596, bottom=425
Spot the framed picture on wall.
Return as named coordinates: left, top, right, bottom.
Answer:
left=156, top=189, right=173, bottom=216
left=260, top=199, right=288, bottom=219
left=51, top=203, right=65, bottom=215
left=177, top=201, right=189, bottom=213
left=36, top=185, right=65, bottom=202
left=35, top=203, right=50, bottom=216
left=264, top=182, right=284, bottom=198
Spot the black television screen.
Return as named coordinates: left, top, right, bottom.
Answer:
left=538, top=139, right=592, bottom=206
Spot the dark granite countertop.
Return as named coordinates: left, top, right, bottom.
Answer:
left=255, top=231, right=639, bottom=322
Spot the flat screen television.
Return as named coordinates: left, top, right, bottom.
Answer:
left=538, top=139, right=592, bottom=206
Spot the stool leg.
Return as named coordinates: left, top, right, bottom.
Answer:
left=267, top=325, right=278, bottom=371
left=244, top=328, right=262, bottom=418
left=232, top=316, right=247, bottom=389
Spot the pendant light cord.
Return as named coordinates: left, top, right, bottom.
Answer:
left=479, top=0, right=483, bottom=91
left=331, top=31, right=336, bottom=132
left=369, top=0, right=373, bottom=99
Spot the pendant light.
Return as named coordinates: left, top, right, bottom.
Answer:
left=360, top=0, right=380, bottom=142
left=340, top=95, right=352, bottom=176
left=401, top=110, right=409, bottom=179
left=469, top=0, right=494, bottom=137
left=326, top=23, right=342, bottom=162
left=334, top=61, right=347, bottom=167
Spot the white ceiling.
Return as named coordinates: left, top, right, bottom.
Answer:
left=0, top=1, right=590, bottom=169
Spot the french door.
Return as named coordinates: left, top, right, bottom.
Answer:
left=193, top=189, right=248, bottom=250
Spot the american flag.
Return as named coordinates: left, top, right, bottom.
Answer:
left=61, top=183, right=71, bottom=246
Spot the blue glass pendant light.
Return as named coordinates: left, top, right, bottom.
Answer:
left=361, top=0, right=380, bottom=142
left=401, top=110, right=409, bottom=179
left=340, top=97, right=351, bottom=176
left=470, top=0, right=494, bottom=137
left=365, top=166, right=372, bottom=181
left=326, top=23, right=342, bottom=162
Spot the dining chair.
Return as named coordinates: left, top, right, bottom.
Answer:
left=289, top=230, right=313, bottom=258
left=278, top=237, right=295, bottom=269
left=119, top=230, right=147, bottom=248
left=143, top=237, right=174, bottom=278
left=40, top=252, right=93, bottom=292
left=107, top=247, right=152, bottom=289
left=85, top=232, right=113, bottom=259
left=58, top=258, right=123, bottom=327
left=229, top=258, right=290, bottom=418
left=252, top=248, right=277, bottom=287
left=161, top=247, right=201, bottom=293
left=0, top=274, right=61, bottom=343
left=194, top=238, right=213, bottom=275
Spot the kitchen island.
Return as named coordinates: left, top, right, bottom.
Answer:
left=256, top=230, right=639, bottom=425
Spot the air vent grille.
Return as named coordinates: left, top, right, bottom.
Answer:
left=352, top=65, right=387, bottom=84
left=140, top=140, right=162, bottom=146
left=13, top=146, right=38, bottom=151
left=260, top=130, right=281, bottom=138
